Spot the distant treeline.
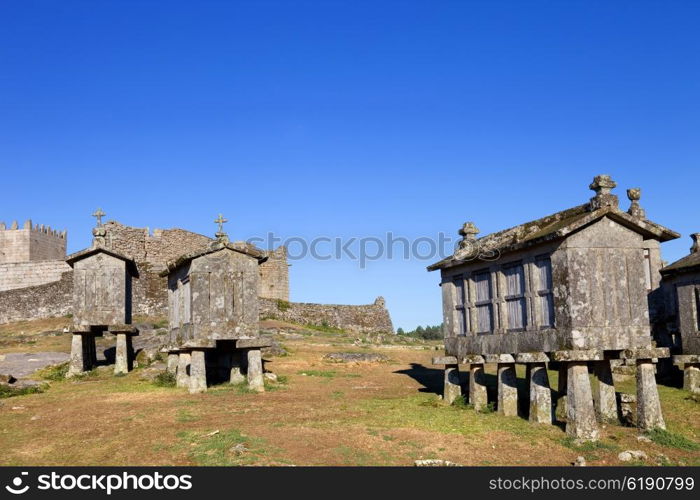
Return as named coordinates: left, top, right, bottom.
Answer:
left=396, top=324, right=443, bottom=340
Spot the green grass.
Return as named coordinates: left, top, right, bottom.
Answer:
left=176, top=409, right=199, bottom=423
left=0, top=384, right=44, bottom=399
left=176, top=429, right=274, bottom=466
left=38, top=362, right=69, bottom=381
left=297, top=370, right=361, bottom=379
left=645, top=428, right=700, bottom=451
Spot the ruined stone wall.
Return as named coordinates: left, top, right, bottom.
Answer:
left=0, top=220, right=66, bottom=264
left=259, top=296, right=394, bottom=334
left=0, top=261, right=71, bottom=292
left=0, top=271, right=73, bottom=324
left=258, top=246, right=289, bottom=300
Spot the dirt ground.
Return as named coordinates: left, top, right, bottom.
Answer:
left=0, top=318, right=699, bottom=466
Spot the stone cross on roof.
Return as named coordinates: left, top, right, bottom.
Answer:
left=92, top=208, right=106, bottom=227
left=588, top=174, right=619, bottom=211
left=213, top=213, right=230, bottom=245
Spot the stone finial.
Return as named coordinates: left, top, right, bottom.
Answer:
left=588, top=174, right=619, bottom=210
left=691, top=233, right=700, bottom=254
left=626, top=187, right=646, bottom=219
left=24, top=219, right=32, bottom=229
left=212, top=213, right=230, bottom=247
left=91, top=208, right=107, bottom=247
left=374, top=296, right=386, bottom=307
left=458, top=222, right=479, bottom=249
left=10, top=221, right=18, bottom=230
left=92, top=208, right=106, bottom=227
left=0, top=222, right=5, bottom=230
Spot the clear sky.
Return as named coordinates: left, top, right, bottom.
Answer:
left=1, top=1, right=698, bottom=330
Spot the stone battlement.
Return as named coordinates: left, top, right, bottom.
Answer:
left=0, top=220, right=67, bottom=263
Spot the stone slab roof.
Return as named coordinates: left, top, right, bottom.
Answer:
left=66, top=246, right=139, bottom=275
left=661, top=252, right=700, bottom=276
left=159, top=240, right=268, bottom=276
left=428, top=183, right=679, bottom=272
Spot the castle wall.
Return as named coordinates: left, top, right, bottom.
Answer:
left=258, top=246, right=289, bottom=301
left=0, top=271, right=73, bottom=324
left=0, top=261, right=71, bottom=292
left=259, top=297, right=394, bottom=334
left=0, top=221, right=66, bottom=264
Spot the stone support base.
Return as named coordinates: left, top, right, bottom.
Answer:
left=246, top=349, right=264, bottom=392
left=593, top=360, right=617, bottom=423
left=469, top=364, right=488, bottom=411
left=636, top=359, right=666, bottom=431
left=566, top=362, right=599, bottom=441
left=176, top=352, right=191, bottom=388
left=189, top=349, right=208, bottom=394
left=528, top=363, right=552, bottom=424
left=497, top=363, right=518, bottom=417
left=443, top=364, right=462, bottom=404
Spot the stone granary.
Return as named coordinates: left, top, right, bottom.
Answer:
left=660, top=234, right=700, bottom=394
left=161, top=215, right=272, bottom=394
left=427, top=175, right=679, bottom=440
left=65, top=209, right=139, bottom=377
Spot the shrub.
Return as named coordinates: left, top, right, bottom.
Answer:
left=39, top=362, right=69, bottom=381
left=153, top=371, right=177, bottom=388
left=275, top=300, right=291, bottom=312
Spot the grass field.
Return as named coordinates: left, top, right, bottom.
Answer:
left=0, top=318, right=698, bottom=466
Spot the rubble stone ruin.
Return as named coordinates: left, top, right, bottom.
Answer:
left=65, top=209, right=139, bottom=377
left=660, top=233, right=700, bottom=394
left=428, top=175, right=679, bottom=440
left=161, top=214, right=272, bottom=394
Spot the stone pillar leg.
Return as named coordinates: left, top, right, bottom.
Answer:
left=566, top=362, right=599, bottom=441
left=529, top=363, right=552, bottom=424
left=114, top=333, right=130, bottom=375
left=189, top=349, right=208, bottom=394
left=443, top=364, right=462, bottom=404
left=166, top=353, right=179, bottom=374
left=247, top=349, right=264, bottom=392
left=469, top=364, right=488, bottom=411
left=556, top=363, right=568, bottom=420
left=683, top=363, right=700, bottom=395
left=229, top=350, right=245, bottom=385
left=593, top=360, right=617, bottom=422
left=636, top=359, right=666, bottom=431
left=176, top=352, right=191, bottom=388
left=497, top=363, right=518, bottom=416
left=67, top=333, right=87, bottom=378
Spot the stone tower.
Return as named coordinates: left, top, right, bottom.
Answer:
left=0, top=220, right=66, bottom=263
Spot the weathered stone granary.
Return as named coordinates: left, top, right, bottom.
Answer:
left=428, top=175, right=678, bottom=439
left=160, top=215, right=271, bottom=394
left=660, top=234, right=700, bottom=394
left=65, top=209, right=139, bottom=377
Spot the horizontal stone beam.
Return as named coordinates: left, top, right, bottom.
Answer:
left=460, top=354, right=485, bottom=364
left=236, top=338, right=273, bottom=349
left=515, top=352, right=550, bottom=363
left=673, top=354, right=700, bottom=364
left=432, top=356, right=458, bottom=365
left=107, top=324, right=139, bottom=334
left=620, top=347, right=670, bottom=360
left=551, top=349, right=604, bottom=362
left=484, top=354, right=515, bottom=363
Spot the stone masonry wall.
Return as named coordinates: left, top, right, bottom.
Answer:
left=0, top=271, right=73, bottom=324
left=258, top=246, right=289, bottom=300
left=0, top=261, right=71, bottom=292
left=259, top=296, right=394, bottom=334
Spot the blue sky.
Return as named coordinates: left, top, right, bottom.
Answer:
left=1, top=0, right=698, bottom=330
